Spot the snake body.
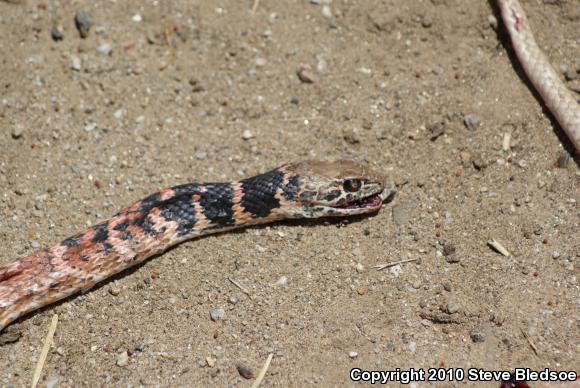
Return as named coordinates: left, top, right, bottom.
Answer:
left=0, top=159, right=389, bottom=333
left=497, top=0, right=580, bottom=152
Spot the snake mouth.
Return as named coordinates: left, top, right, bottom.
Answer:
left=337, top=193, right=384, bottom=211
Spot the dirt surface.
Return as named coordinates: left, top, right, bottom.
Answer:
left=0, top=0, right=578, bottom=386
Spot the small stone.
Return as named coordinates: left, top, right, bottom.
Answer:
left=321, top=5, right=332, bottom=18
left=113, top=109, right=124, bottom=120
left=242, top=130, right=254, bottom=140
left=343, top=129, right=360, bottom=144
left=487, top=14, right=498, bottom=29
left=132, top=14, right=142, bottom=23
left=443, top=282, right=453, bottom=292
left=472, top=153, right=487, bottom=170
left=116, top=351, right=129, bottom=367
left=255, top=57, right=267, bottom=67
left=74, top=9, right=91, bottom=39
left=46, top=375, right=60, bottom=388
left=552, top=251, right=561, bottom=259
left=290, top=96, right=299, bottom=105
left=84, top=122, right=97, bottom=132
left=428, top=121, right=445, bottom=140
left=115, top=296, right=125, bottom=305
left=297, top=63, right=316, bottom=83
left=348, top=351, right=358, bottom=359
left=445, top=300, right=460, bottom=314
left=556, top=152, right=571, bottom=168
left=442, top=242, right=456, bottom=257
left=71, top=56, right=82, bottom=71
left=11, top=126, right=23, bottom=139
left=562, top=66, right=577, bottom=81
left=470, top=328, right=486, bottom=343
left=356, top=286, right=368, bottom=295
left=421, top=15, right=433, bottom=28
left=108, top=287, right=121, bottom=296
left=274, top=276, right=288, bottom=286
left=210, top=308, right=225, bottom=322
left=206, top=356, right=216, bottom=368
left=97, top=43, right=113, bottom=56
left=194, top=151, right=207, bottom=160
left=355, top=263, right=365, bottom=273
left=464, top=114, right=480, bottom=131
left=236, top=363, right=256, bottom=379
left=228, top=295, right=239, bottom=305
left=51, top=25, right=64, bottom=41
left=31, top=240, right=40, bottom=249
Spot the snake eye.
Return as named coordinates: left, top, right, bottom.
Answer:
left=343, top=179, right=362, bottom=192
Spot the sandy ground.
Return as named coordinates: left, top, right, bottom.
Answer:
left=0, top=0, right=578, bottom=386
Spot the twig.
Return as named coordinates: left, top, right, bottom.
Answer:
left=250, top=353, right=273, bottom=388
left=354, top=323, right=376, bottom=343
left=520, top=327, right=538, bottom=356
left=487, top=239, right=511, bottom=257
left=159, top=22, right=174, bottom=71
left=227, top=277, right=253, bottom=300
left=31, top=314, right=59, bottom=388
left=251, top=0, right=260, bottom=14
left=373, top=258, right=419, bottom=271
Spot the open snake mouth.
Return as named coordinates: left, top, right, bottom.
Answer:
left=337, top=193, right=384, bottom=210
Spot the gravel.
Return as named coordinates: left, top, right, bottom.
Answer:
left=463, top=114, right=480, bottom=131
left=74, top=9, right=91, bottom=39
left=210, top=308, right=225, bottom=322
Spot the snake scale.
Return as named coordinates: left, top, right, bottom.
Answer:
left=0, top=159, right=391, bottom=333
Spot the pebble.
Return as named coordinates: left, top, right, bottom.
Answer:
left=71, top=56, right=82, bottom=71
left=206, top=356, right=216, bottom=368
left=51, top=25, right=63, bottom=41
left=445, top=300, right=460, bottom=314
left=297, top=63, right=316, bottom=83
left=46, top=375, right=60, bottom=388
left=255, top=57, right=267, bottom=67
left=74, top=9, right=91, bottom=39
left=290, top=96, right=299, bottom=105
left=428, top=121, right=445, bottom=140
left=557, top=152, right=571, bottom=168
left=84, top=122, right=97, bottom=132
left=31, top=240, right=40, bottom=249
left=242, top=130, right=254, bottom=140
left=108, top=287, right=121, bottom=296
left=132, top=14, right=142, bottom=23
left=421, top=15, right=433, bottom=28
left=210, top=308, right=225, bottom=322
left=113, top=109, right=124, bottom=120
left=561, top=65, right=577, bottom=81
left=115, top=296, right=125, bottom=305
left=11, top=126, right=23, bottom=139
left=194, top=151, right=207, bottom=160
left=116, top=351, right=129, bottom=367
left=552, top=251, right=561, bottom=259
left=274, top=275, right=288, bottom=286
left=464, top=114, right=480, bottom=131
left=237, top=363, right=256, bottom=379
left=487, top=14, right=498, bottom=29
left=228, top=295, right=239, bottom=305
left=321, top=5, right=332, bottom=18
left=470, top=328, right=486, bottom=343
left=97, top=43, right=113, bottom=56
left=348, top=351, right=358, bottom=359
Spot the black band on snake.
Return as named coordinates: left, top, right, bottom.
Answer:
left=0, top=159, right=393, bottom=333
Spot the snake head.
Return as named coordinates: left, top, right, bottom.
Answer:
left=284, top=159, right=394, bottom=218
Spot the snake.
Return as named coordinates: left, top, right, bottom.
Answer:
left=497, top=0, right=580, bottom=153
left=0, top=159, right=391, bottom=333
